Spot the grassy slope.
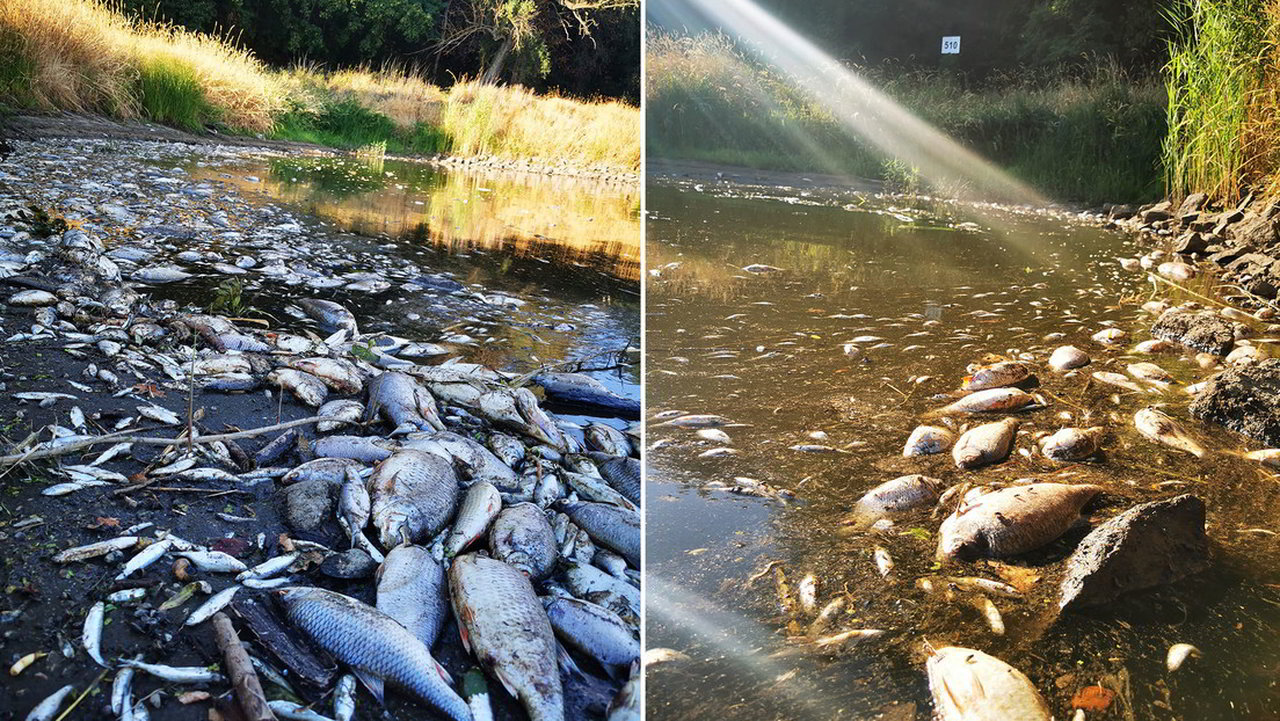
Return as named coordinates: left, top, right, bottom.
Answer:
left=0, top=0, right=639, bottom=172
left=647, top=33, right=1166, bottom=204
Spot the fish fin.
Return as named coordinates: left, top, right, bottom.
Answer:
left=492, top=666, right=519, bottom=697
left=458, top=624, right=471, bottom=654
left=353, top=669, right=385, bottom=705
left=555, top=640, right=582, bottom=678
left=434, top=659, right=454, bottom=686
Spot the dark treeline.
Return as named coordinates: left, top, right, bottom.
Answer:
left=121, top=0, right=640, bottom=102
left=650, top=0, right=1173, bottom=81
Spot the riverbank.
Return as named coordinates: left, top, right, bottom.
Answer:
left=0, top=135, right=640, bottom=719
left=0, top=0, right=640, bottom=176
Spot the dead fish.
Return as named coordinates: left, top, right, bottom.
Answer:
left=176, top=550, right=248, bottom=574
left=642, top=648, right=691, bottom=667
left=269, top=701, right=337, bottom=721
left=936, top=483, right=1103, bottom=561
left=1040, top=427, right=1104, bottom=462
left=938, top=388, right=1035, bottom=415
left=338, top=469, right=381, bottom=561
left=24, top=684, right=75, bottom=721
left=369, top=450, right=459, bottom=548
left=489, top=503, right=557, bottom=579
left=237, top=553, right=298, bottom=582
left=788, top=444, right=848, bottom=453
left=1243, top=449, right=1280, bottom=468
left=401, top=431, right=517, bottom=488
left=275, top=587, right=468, bottom=720
left=1091, top=328, right=1127, bottom=344
left=282, top=458, right=364, bottom=485
left=121, top=659, right=225, bottom=684
left=1092, top=371, right=1147, bottom=393
left=335, top=674, right=357, bottom=721
left=298, top=298, right=359, bottom=336
left=962, top=361, right=1032, bottom=391
left=137, top=404, right=180, bottom=425
left=367, top=371, right=445, bottom=432
left=848, top=474, right=945, bottom=528
left=83, top=601, right=106, bottom=666
left=268, top=368, right=329, bottom=407
left=1134, top=407, right=1206, bottom=457
left=796, top=573, right=817, bottom=613
left=585, top=423, right=632, bottom=457
left=1167, top=643, right=1201, bottom=672
left=873, top=546, right=894, bottom=576
left=9, top=289, right=58, bottom=306
left=1127, top=361, right=1173, bottom=385
left=445, top=482, right=502, bottom=557
left=593, top=455, right=640, bottom=506
left=926, top=646, right=1051, bottom=721
left=288, top=357, right=364, bottom=395
left=561, top=501, right=640, bottom=568
left=53, top=536, right=139, bottom=563
left=185, top=585, right=240, bottom=626
left=952, top=418, right=1019, bottom=470
left=812, top=628, right=886, bottom=651
left=1158, top=261, right=1197, bottom=281
left=696, top=428, right=731, bottom=444
left=313, top=436, right=398, bottom=463
left=945, top=577, right=1021, bottom=598
left=116, top=538, right=173, bottom=580
left=544, top=597, right=639, bottom=677
left=449, top=554, right=562, bottom=721
left=376, top=544, right=449, bottom=650
left=973, top=596, right=1004, bottom=635
left=902, top=425, right=955, bottom=457
left=655, top=414, right=729, bottom=428
left=317, top=399, right=365, bottom=432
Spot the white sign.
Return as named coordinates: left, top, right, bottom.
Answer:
left=941, top=36, right=960, bottom=54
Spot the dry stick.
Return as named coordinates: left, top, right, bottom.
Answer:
left=0, top=415, right=326, bottom=467
left=211, top=612, right=277, bottom=721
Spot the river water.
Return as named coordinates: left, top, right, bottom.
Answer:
left=645, top=179, right=1280, bottom=720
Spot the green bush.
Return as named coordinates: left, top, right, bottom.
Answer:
left=136, top=56, right=214, bottom=130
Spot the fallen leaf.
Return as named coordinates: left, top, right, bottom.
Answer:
left=87, top=517, right=120, bottom=530
left=1072, top=685, right=1114, bottom=712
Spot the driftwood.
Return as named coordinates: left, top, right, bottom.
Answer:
left=211, top=612, right=276, bottom=721
left=0, top=415, right=326, bottom=466
left=232, top=596, right=336, bottom=694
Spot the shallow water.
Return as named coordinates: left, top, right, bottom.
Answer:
left=645, top=180, right=1280, bottom=720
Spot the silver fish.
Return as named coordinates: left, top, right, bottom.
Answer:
left=926, top=646, right=1051, bottom=721
left=83, top=601, right=106, bottom=666
left=269, top=369, right=329, bottom=407
left=288, top=358, right=364, bottom=394
left=1134, top=407, right=1206, bottom=457
left=367, top=371, right=445, bottom=432
left=848, top=474, right=944, bottom=528
left=176, top=550, right=248, bottom=573
left=111, top=666, right=134, bottom=714
left=283, top=458, right=364, bottom=485
left=121, top=658, right=225, bottom=684
left=962, top=361, right=1032, bottom=391
left=938, top=388, right=1035, bottom=414
left=489, top=503, right=558, bottom=580
left=560, top=501, right=640, bottom=569
left=275, top=587, right=469, bottom=721
left=585, top=423, right=632, bottom=457
left=237, top=553, right=298, bottom=581
left=298, top=298, right=359, bottom=335
left=376, top=544, right=449, bottom=650
left=593, top=456, right=640, bottom=506
left=446, top=482, right=502, bottom=557
left=1041, top=427, right=1103, bottom=461
left=269, top=701, right=337, bottom=721
left=369, top=450, right=460, bottom=548
left=952, top=418, right=1019, bottom=470
left=335, top=674, right=357, bottom=721
left=937, top=483, right=1104, bottom=561
left=313, top=436, right=398, bottom=462
left=403, top=432, right=518, bottom=488
left=902, top=425, right=955, bottom=457
left=24, top=684, right=74, bottom=721
left=449, top=554, right=563, bottom=721
left=545, top=597, right=639, bottom=675
left=317, top=399, right=365, bottom=433
left=185, top=585, right=240, bottom=626
left=338, top=468, right=380, bottom=561
left=53, top=536, right=139, bottom=563
left=115, top=538, right=173, bottom=580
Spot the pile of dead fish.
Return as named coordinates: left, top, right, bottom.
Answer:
left=687, top=247, right=1280, bottom=719
left=3, top=207, right=639, bottom=720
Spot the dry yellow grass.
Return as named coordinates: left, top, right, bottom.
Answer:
left=0, top=0, right=278, bottom=130
left=0, top=0, right=637, bottom=169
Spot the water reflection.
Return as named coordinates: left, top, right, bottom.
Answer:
left=646, top=181, right=1280, bottom=719
left=198, top=154, right=640, bottom=282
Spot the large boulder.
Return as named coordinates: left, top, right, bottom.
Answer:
left=1189, top=358, right=1280, bottom=445
left=1151, top=309, right=1238, bottom=355
left=1227, top=211, right=1279, bottom=248
left=1059, top=495, right=1210, bottom=610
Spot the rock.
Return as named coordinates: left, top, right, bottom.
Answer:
left=1225, top=252, right=1276, bottom=273
left=1176, top=192, right=1208, bottom=216
left=1059, top=495, right=1209, bottom=610
left=1189, top=358, right=1280, bottom=445
left=1211, top=209, right=1245, bottom=235
left=1151, top=309, right=1237, bottom=355
left=281, top=478, right=341, bottom=544
left=1246, top=274, right=1278, bottom=299
left=319, top=548, right=376, bottom=579
left=1172, top=231, right=1207, bottom=255
left=1139, top=201, right=1173, bottom=224
left=1209, top=246, right=1248, bottom=266
left=1226, top=211, right=1278, bottom=248
left=1107, top=204, right=1136, bottom=220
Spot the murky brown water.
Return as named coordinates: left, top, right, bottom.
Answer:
left=645, top=180, right=1280, bottom=720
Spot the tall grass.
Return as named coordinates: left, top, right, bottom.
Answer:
left=0, top=0, right=640, bottom=171
left=648, top=32, right=1166, bottom=203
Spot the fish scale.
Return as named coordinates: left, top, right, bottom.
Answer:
left=276, top=587, right=470, bottom=721
left=449, top=555, right=563, bottom=721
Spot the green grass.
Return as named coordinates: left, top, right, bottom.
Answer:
left=1163, top=0, right=1270, bottom=203
left=272, top=97, right=455, bottom=155
left=136, top=56, right=213, bottom=130
left=648, top=32, right=1166, bottom=204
